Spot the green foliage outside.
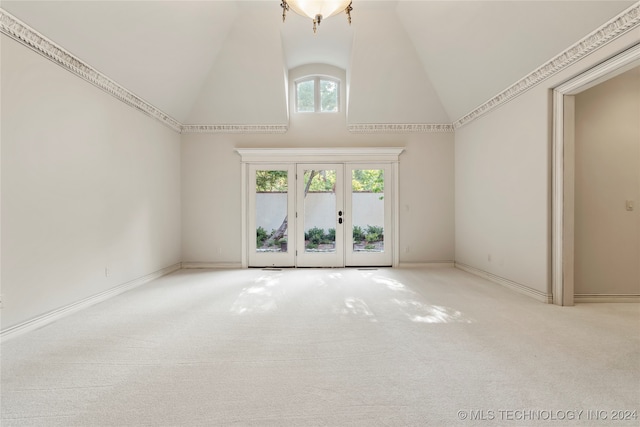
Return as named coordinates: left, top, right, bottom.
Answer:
left=263, top=223, right=383, bottom=248
left=305, top=227, right=324, bottom=245
left=305, top=170, right=336, bottom=192
left=320, top=79, right=338, bottom=112
left=257, top=169, right=384, bottom=194
left=256, top=170, right=288, bottom=192
left=352, top=225, right=365, bottom=243
left=297, top=78, right=338, bottom=113
left=352, top=170, right=384, bottom=199
left=256, top=226, right=269, bottom=247
left=304, top=227, right=335, bottom=245
left=366, top=225, right=384, bottom=238
left=297, top=80, right=314, bottom=112
left=353, top=225, right=384, bottom=243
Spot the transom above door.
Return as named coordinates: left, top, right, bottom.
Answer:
left=237, top=148, right=404, bottom=268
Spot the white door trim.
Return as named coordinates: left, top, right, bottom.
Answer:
left=552, top=44, right=640, bottom=305
left=237, top=148, right=404, bottom=268
left=236, top=147, right=404, bottom=163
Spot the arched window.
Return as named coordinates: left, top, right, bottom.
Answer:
left=295, top=76, right=340, bottom=113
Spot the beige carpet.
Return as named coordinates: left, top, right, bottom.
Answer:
left=1, top=267, right=639, bottom=426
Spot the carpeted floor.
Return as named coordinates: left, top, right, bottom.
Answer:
left=1, top=267, right=639, bottom=426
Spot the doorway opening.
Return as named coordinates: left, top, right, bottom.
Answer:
left=552, top=44, right=640, bottom=305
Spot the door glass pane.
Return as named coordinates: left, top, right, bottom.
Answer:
left=255, top=170, right=288, bottom=253
left=352, top=169, right=384, bottom=253
left=303, top=169, right=336, bottom=253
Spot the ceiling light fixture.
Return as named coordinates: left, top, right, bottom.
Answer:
left=281, top=0, right=353, bottom=34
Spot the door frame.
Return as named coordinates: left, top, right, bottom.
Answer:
left=237, top=147, right=404, bottom=268
left=552, top=44, right=640, bottom=305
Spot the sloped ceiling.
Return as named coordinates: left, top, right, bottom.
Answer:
left=1, top=0, right=239, bottom=123
left=348, top=2, right=451, bottom=123
left=186, top=2, right=289, bottom=124
left=1, top=0, right=636, bottom=127
left=397, top=0, right=638, bottom=120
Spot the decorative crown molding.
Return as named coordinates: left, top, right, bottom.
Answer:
left=454, top=3, right=640, bottom=129
left=0, top=8, right=183, bottom=132
left=348, top=123, right=454, bottom=133
left=3, top=3, right=638, bottom=135
left=181, top=124, right=289, bottom=134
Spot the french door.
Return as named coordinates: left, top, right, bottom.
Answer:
left=247, top=162, right=393, bottom=268
left=296, top=164, right=344, bottom=267
left=345, top=164, right=392, bottom=267
left=248, top=164, right=296, bottom=267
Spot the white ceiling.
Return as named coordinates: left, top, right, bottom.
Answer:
left=2, top=0, right=636, bottom=124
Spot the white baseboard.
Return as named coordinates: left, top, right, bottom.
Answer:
left=398, top=262, right=455, bottom=268
left=186, top=262, right=455, bottom=270
left=574, top=294, right=640, bottom=303
left=181, top=262, right=242, bottom=269
left=1, top=262, right=182, bottom=343
left=455, top=262, right=552, bottom=304
left=183, top=262, right=454, bottom=269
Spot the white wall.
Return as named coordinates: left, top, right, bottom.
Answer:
left=183, top=58, right=454, bottom=266
left=255, top=193, right=288, bottom=234
left=574, top=66, right=640, bottom=295
left=455, top=89, right=549, bottom=293
left=181, top=131, right=454, bottom=265
left=1, top=35, right=182, bottom=329
left=256, top=193, right=384, bottom=233
left=454, top=32, right=639, bottom=297
left=349, top=193, right=385, bottom=230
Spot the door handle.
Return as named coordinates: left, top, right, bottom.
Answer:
left=338, top=211, right=343, bottom=217
left=338, top=218, right=343, bottom=224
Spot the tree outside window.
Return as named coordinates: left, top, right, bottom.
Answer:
left=295, top=76, right=339, bottom=113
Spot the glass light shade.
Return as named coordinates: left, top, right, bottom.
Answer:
left=287, top=0, right=352, bottom=20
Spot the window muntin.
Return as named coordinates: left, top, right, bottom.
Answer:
left=295, top=76, right=339, bottom=113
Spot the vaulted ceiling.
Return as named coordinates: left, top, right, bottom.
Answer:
left=2, top=1, right=636, bottom=126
